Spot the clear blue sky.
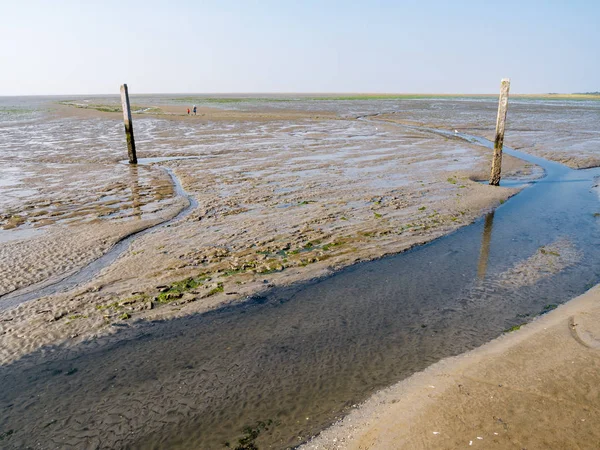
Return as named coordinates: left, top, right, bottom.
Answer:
left=1, top=0, right=598, bottom=95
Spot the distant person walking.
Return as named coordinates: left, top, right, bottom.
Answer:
left=193, top=105, right=197, bottom=115
left=187, top=108, right=190, bottom=115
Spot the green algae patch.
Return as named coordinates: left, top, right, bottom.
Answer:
left=120, top=294, right=149, bottom=305
left=2, top=215, right=26, bottom=230
left=59, top=101, right=121, bottom=112
left=322, top=240, right=344, bottom=251
left=226, top=419, right=279, bottom=450
left=206, top=282, right=224, bottom=297
left=0, top=430, right=14, bottom=441
left=156, top=276, right=209, bottom=303
left=540, top=247, right=560, bottom=257
left=96, top=301, right=123, bottom=311
left=66, top=314, right=88, bottom=323
left=504, top=324, right=524, bottom=333
left=58, top=101, right=161, bottom=114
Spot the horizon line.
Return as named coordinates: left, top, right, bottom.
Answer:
left=1, top=91, right=599, bottom=98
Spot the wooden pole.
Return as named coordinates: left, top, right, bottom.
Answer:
left=489, top=78, right=510, bottom=186
left=120, top=84, right=137, bottom=164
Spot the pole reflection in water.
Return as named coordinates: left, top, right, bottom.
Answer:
left=128, top=164, right=142, bottom=220
left=477, top=211, right=495, bottom=280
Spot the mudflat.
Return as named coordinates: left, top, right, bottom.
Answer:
left=1, top=95, right=599, bottom=448
left=0, top=97, right=534, bottom=364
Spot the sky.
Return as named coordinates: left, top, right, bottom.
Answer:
left=1, top=0, right=598, bottom=95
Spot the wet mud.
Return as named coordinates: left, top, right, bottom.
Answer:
left=1, top=132, right=599, bottom=449
left=0, top=96, right=599, bottom=449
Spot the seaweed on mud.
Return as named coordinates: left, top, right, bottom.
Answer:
left=321, top=242, right=337, bottom=251
left=300, top=257, right=319, bottom=267
left=96, top=302, right=123, bottom=311
left=222, top=268, right=246, bottom=277
left=540, top=248, right=560, bottom=257
left=225, top=419, right=278, bottom=450
left=206, top=282, right=224, bottom=297
left=66, top=314, right=88, bottom=323
left=0, top=430, right=14, bottom=441
left=58, top=101, right=121, bottom=113
left=156, top=276, right=209, bottom=303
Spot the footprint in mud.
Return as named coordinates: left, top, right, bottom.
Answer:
left=569, top=314, right=600, bottom=350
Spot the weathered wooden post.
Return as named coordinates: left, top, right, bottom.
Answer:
left=489, top=78, right=510, bottom=186
left=120, top=84, right=137, bottom=164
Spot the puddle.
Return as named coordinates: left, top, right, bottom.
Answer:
left=0, top=227, right=44, bottom=244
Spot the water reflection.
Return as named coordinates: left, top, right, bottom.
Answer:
left=477, top=211, right=495, bottom=280
left=128, top=165, right=142, bottom=220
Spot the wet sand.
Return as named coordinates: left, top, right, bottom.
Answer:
left=1, top=95, right=599, bottom=448
left=0, top=100, right=534, bottom=364
left=303, top=285, right=600, bottom=450
left=0, top=133, right=598, bottom=448
left=375, top=99, right=600, bottom=169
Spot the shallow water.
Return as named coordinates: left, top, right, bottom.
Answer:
left=1, top=123, right=599, bottom=448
